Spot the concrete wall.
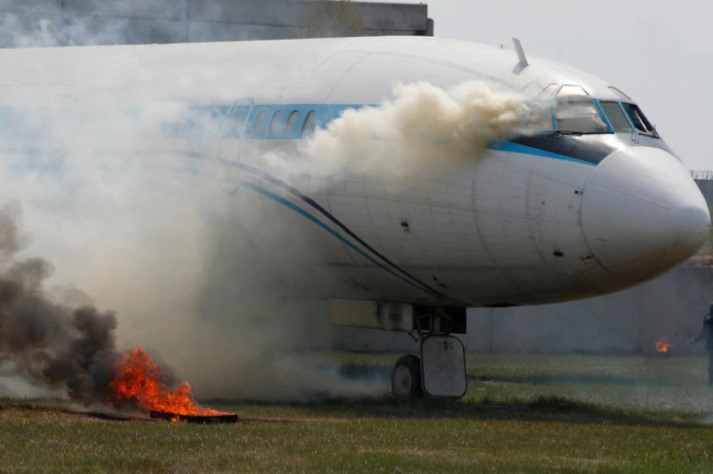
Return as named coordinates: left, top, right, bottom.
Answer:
left=696, top=178, right=713, bottom=205
left=467, top=266, right=713, bottom=355
left=0, top=0, right=432, bottom=47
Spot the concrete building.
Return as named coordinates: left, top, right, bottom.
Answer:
left=0, top=0, right=432, bottom=48
left=693, top=171, right=713, bottom=205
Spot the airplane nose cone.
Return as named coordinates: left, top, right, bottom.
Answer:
left=582, top=147, right=710, bottom=281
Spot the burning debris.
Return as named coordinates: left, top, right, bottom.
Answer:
left=655, top=339, right=673, bottom=354
left=149, top=410, right=238, bottom=424
left=110, top=347, right=237, bottom=423
left=0, top=203, right=234, bottom=422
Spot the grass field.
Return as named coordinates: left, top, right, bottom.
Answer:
left=1, top=354, right=713, bottom=473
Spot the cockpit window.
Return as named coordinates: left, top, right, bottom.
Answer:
left=557, top=84, right=590, bottom=97
left=622, top=102, right=658, bottom=137
left=521, top=99, right=659, bottom=138
left=599, top=101, right=633, bottom=133
left=555, top=100, right=608, bottom=134
left=524, top=101, right=554, bottom=133
left=608, top=86, right=632, bottom=101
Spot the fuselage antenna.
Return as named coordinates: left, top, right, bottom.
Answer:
left=512, top=37, right=529, bottom=74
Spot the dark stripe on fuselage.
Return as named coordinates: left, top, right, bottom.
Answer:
left=508, top=133, right=673, bottom=166
left=510, top=134, right=620, bottom=166
left=216, top=157, right=460, bottom=304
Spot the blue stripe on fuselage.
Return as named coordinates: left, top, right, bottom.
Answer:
left=1, top=101, right=600, bottom=166
left=222, top=102, right=598, bottom=166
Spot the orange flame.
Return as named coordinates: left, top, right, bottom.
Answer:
left=655, top=339, right=672, bottom=353
left=109, top=347, right=229, bottom=418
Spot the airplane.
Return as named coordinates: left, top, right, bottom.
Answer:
left=0, top=36, right=708, bottom=399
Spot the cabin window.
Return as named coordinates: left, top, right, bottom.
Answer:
left=599, top=101, right=633, bottom=133
left=555, top=100, right=608, bottom=134
left=285, top=111, right=299, bottom=134
left=269, top=111, right=283, bottom=136
left=253, top=110, right=266, bottom=136
left=302, top=110, right=316, bottom=135
left=622, top=102, right=658, bottom=137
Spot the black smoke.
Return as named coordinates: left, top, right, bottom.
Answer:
left=0, top=202, right=122, bottom=405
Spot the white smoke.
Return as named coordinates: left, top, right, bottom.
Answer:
left=288, top=81, right=525, bottom=184
left=0, top=37, right=527, bottom=402
left=108, top=79, right=525, bottom=400
left=0, top=12, right=131, bottom=48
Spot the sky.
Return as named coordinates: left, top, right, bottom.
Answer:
left=380, top=0, right=711, bottom=171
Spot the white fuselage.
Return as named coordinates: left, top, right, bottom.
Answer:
left=0, top=37, right=708, bottom=308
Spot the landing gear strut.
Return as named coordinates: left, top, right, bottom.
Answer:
left=328, top=299, right=467, bottom=399
left=391, top=311, right=467, bottom=399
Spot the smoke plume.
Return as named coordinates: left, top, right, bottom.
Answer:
left=295, top=81, right=525, bottom=184
left=0, top=203, right=121, bottom=404
left=0, top=77, right=526, bottom=402
left=0, top=26, right=529, bottom=401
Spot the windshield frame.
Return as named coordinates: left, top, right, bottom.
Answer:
left=554, top=99, right=610, bottom=135
left=522, top=98, right=659, bottom=138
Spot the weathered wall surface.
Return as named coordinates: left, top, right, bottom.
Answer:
left=697, top=178, right=713, bottom=205
left=467, top=266, right=713, bottom=355
left=0, top=0, right=432, bottom=47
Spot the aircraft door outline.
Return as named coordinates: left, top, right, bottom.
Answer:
left=219, top=98, right=254, bottom=195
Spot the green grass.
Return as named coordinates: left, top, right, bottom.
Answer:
left=1, top=354, right=713, bottom=473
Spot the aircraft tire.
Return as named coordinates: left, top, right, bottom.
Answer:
left=391, top=354, right=424, bottom=398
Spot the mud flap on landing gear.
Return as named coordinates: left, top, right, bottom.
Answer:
left=420, top=336, right=466, bottom=398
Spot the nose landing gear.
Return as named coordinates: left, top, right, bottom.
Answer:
left=391, top=354, right=424, bottom=398
left=391, top=332, right=467, bottom=399
left=329, top=299, right=467, bottom=399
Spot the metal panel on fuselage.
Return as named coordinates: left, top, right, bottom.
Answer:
left=472, top=151, right=596, bottom=305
